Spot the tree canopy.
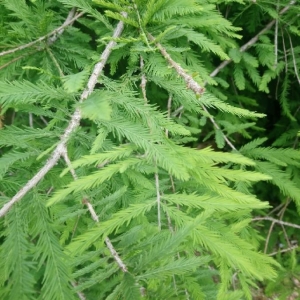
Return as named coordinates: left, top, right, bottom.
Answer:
left=0, top=1, right=300, bottom=299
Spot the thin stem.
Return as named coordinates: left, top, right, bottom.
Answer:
left=46, top=47, right=64, bottom=77
left=132, top=0, right=151, bottom=48
left=47, top=8, right=78, bottom=46
left=268, top=244, right=298, bottom=256
left=264, top=221, right=275, bottom=254
left=155, top=172, right=162, bottom=231
left=29, top=113, right=33, bottom=128
left=0, top=51, right=35, bottom=70
left=0, top=15, right=127, bottom=218
left=140, top=56, right=147, bottom=103
left=287, top=31, right=300, bottom=85
left=281, top=27, right=288, bottom=73
left=274, top=1, right=279, bottom=68
left=61, top=146, right=78, bottom=180
left=253, top=216, right=300, bottom=230
left=201, top=105, right=236, bottom=151
left=280, top=223, right=292, bottom=248
left=165, top=94, right=172, bottom=138
left=40, top=116, right=48, bottom=126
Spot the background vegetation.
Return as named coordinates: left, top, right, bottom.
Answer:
left=0, top=0, right=300, bottom=299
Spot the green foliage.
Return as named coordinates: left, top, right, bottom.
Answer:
left=1, top=0, right=300, bottom=299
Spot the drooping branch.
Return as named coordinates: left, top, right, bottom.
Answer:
left=0, top=9, right=84, bottom=57
left=0, top=15, right=127, bottom=218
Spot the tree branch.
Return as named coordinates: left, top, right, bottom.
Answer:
left=149, top=34, right=205, bottom=95
left=0, top=15, right=127, bottom=218
left=252, top=216, right=300, bottom=230
left=47, top=8, right=79, bottom=46
left=0, top=9, right=84, bottom=58
left=155, top=172, right=162, bottom=231
left=268, top=244, right=298, bottom=256
left=148, top=36, right=236, bottom=150
left=104, top=237, right=128, bottom=272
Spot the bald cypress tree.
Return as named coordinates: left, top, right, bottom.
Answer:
left=0, top=1, right=299, bottom=299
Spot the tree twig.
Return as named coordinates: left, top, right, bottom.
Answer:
left=268, top=244, right=298, bottom=256
left=71, top=281, right=87, bottom=300
left=253, top=216, right=300, bottom=230
left=0, top=14, right=127, bottom=218
left=287, top=31, right=300, bottom=85
left=47, top=8, right=78, bottom=46
left=0, top=9, right=84, bottom=58
left=0, top=51, right=35, bottom=70
left=140, top=56, right=147, bottom=103
left=155, top=172, right=162, bottom=231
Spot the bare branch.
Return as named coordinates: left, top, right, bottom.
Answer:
left=104, top=237, right=128, bottom=272
left=287, top=31, right=300, bottom=85
left=82, top=198, right=99, bottom=223
left=264, top=219, right=276, bottom=254
left=268, top=244, right=298, bottom=256
left=0, top=15, right=127, bottom=218
left=201, top=105, right=237, bottom=151
left=274, top=1, right=279, bottom=68
left=71, top=281, right=87, bottom=300
left=253, top=216, right=300, bottom=230
left=61, top=146, right=78, bottom=180
left=165, top=94, right=172, bottom=138
left=0, top=148, right=63, bottom=217
left=140, top=56, right=147, bottom=103
left=47, top=8, right=78, bottom=46
left=0, top=9, right=84, bottom=58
